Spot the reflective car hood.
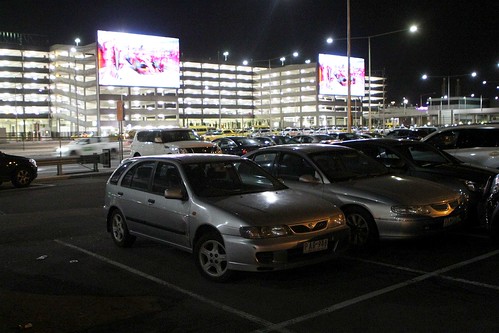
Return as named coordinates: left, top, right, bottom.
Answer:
left=331, top=175, right=461, bottom=205
left=204, top=189, right=337, bottom=224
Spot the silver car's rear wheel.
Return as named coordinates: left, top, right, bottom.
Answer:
left=194, top=232, right=233, bottom=282
left=110, top=210, right=135, bottom=247
left=344, top=206, right=378, bottom=248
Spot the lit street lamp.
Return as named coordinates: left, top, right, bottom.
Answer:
left=360, top=25, right=418, bottom=130
left=327, top=25, right=418, bottom=130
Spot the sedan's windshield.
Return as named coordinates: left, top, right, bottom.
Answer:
left=311, top=150, right=389, bottom=181
left=183, top=160, right=287, bottom=197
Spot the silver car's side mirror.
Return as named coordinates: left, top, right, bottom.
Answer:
left=299, top=174, right=321, bottom=184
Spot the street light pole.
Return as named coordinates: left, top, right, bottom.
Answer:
left=217, top=50, right=228, bottom=129
left=363, top=25, right=418, bottom=130
left=346, top=0, right=352, bottom=133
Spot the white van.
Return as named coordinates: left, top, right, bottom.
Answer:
left=130, top=128, right=221, bottom=157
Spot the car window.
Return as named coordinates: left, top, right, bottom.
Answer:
left=151, top=162, right=182, bottom=195
left=252, top=152, right=278, bottom=174
left=311, top=150, right=388, bottom=181
left=109, top=160, right=134, bottom=185
left=182, top=160, right=285, bottom=197
left=374, top=147, right=404, bottom=168
left=352, top=145, right=403, bottom=168
left=457, top=129, right=499, bottom=148
left=277, top=153, right=315, bottom=181
left=121, top=161, right=155, bottom=191
left=136, top=131, right=157, bottom=143
left=426, top=130, right=459, bottom=149
left=406, top=145, right=449, bottom=166
left=160, top=130, right=200, bottom=143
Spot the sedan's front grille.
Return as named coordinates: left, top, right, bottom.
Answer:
left=290, top=220, right=328, bottom=234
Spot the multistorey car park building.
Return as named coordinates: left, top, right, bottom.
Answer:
left=1, top=33, right=497, bottom=139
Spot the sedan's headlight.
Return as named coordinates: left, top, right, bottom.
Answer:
left=391, top=205, right=432, bottom=216
left=240, top=225, right=292, bottom=239
left=29, top=158, right=37, bottom=167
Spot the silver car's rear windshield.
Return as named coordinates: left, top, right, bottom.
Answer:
left=183, top=160, right=287, bottom=197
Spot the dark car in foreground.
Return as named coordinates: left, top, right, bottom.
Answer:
left=0, top=151, right=38, bottom=187
left=104, top=154, right=350, bottom=282
left=245, top=144, right=468, bottom=248
left=337, top=139, right=499, bottom=241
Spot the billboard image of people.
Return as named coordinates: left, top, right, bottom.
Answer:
left=97, top=30, right=180, bottom=88
left=318, top=54, right=365, bottom=97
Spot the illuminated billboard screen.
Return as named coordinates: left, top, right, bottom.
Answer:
left=318, top=54, right=365, bottom=97
left=97, top=30, right=180, bottom=88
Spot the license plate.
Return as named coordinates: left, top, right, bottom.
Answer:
left=444, top=216, right=460, bottom=227
left=303, top=239, right=328, bottom=254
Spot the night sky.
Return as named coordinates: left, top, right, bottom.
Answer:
left=1, top=0, right=498, bottom=105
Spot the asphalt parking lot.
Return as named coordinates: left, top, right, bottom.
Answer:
left=1, top=175, right=499, bottom=332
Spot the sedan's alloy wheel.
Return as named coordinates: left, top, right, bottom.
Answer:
left=195, top=232, right=233, bottom=282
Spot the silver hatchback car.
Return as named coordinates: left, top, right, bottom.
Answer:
left=245, top=144, right=469, bottom=247
left=104, top=154, right=350, bottom=282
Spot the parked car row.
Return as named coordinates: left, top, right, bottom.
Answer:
left=102, top=124, right=499, bottom=282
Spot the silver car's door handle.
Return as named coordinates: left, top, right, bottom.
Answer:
left=148, top=199, right=155, bottom=205
left=117, top=192, right=123, bottom=196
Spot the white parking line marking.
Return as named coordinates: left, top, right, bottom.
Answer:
left=346, top=255, right=499, bottom=292
left=54, top=239, right=293, bottom=333
left=254, top=249, right=499, bottom=333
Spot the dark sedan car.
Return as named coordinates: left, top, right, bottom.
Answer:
left=212, top=136, right=262, bottom=155
left=0, top=151, right=38, bottom=187
left=337, top=138, right=499, bottom=239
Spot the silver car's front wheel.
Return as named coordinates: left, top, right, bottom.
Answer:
left=344, top=207, right=378, bottom=248
left=110, top=210, right=135, bottom=247
left=194, top=232, right=233, bottom=282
